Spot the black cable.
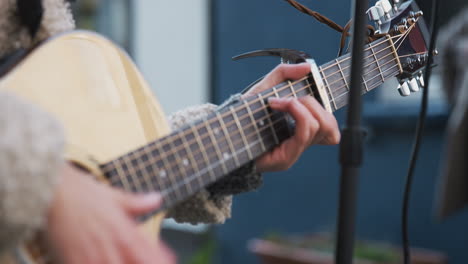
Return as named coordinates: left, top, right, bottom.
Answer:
left=401, top=0, right=440, bottom=263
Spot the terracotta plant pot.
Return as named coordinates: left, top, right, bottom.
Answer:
left=248, top=234, right=447, bottom=264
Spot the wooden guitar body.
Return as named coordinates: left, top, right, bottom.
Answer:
left=0, top=31, right=167, bottom=264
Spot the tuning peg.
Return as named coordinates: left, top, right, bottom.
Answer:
left=376, top=0, right=393, bottom=19
left=367, top=6, right=385, bottom=26
left=408, top=78, right=420, bottom=92
left=416, top=73, right=425, bottom=87
left=409, top=11, right=424, bottom=18
left=398, top=81, right=411, bottom=97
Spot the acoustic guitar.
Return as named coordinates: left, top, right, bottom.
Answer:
left=0, top=1, right=429, bottom=263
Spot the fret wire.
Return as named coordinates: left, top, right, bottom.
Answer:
left=370, top=45, right=385, bottom=82
left=111, top=160, right=132, bottom=191
left=320, top=35, right=397, bottom=72
left=191, top=125, right=217, bottom=181
left=322, top=49, right=397, bottom=95
left=216, top=112, right=241, bottom=167
left=273, top=87, right=280, bottom=98
left=231, top=106, right=253, bottom=160
left=244, top=100, right=266, bottom=152
left=122, top=154, right=144, bottom=192
left=181, top=130, right=205, bottom=189
left=332, top=63, right=400, bottom=103
left=161, top=125, right=284, bottom=204
left=158, top=147, right=182, bottom=200
left=140, top=146, right=157, bottom=191
left=147, top=148, right=168, bottom=192
left=288, top=81, right=297, bottom=98
left=204, top=118, right=229, bottom=175
left=258, top=94, right=279, bottom=144
left=320, top=38, right=393, bottom=82
left=336, top=58, right=349, bottom=91
left=305, top=78, right=314, bottom=96
left=361, top=76, right=369, bottom=92
left=108, top=109, right=286, bottom=185
left=168, top=139, right=193, bottom=195
left=103, top=39, right=403, bottom=182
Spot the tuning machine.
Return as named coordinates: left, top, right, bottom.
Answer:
left=376, top=0, right=393, bottom=20
left=392, top=0, right=400, bottom=11
left=397, top=71, right=424, bottom=97
left=367, top=0, right=393, bottom=32
left=398, top=81, right=411, bottom=97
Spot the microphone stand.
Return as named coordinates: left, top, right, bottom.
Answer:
left=335, top=0, right=368, bottom=263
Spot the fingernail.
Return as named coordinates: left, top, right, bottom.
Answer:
left=143, top=192, right=162, bottom=204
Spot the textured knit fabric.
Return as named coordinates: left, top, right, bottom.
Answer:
left=0, top=0, right=263, bottom=254
left=166, top=104, right=262, bottom=224
left=0, top=0, right=75, bottom=58
left=0, top=92, right=65, bottom=252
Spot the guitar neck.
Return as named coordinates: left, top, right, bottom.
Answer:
left=101, top=35, right=402, bottom=215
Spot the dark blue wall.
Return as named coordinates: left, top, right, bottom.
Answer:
left=211, top=0, right=468, bottom=263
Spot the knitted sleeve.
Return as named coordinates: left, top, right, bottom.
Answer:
left=165, top=102, right=262, bottom=224
left=0, top=92, right=65, bottom=253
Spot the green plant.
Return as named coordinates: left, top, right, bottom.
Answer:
left=189, top=239, right=217, bottom=264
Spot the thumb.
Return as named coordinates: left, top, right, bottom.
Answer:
left=117, top=191, right=162, bottom=217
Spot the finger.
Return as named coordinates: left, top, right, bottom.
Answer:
left=298, top=96, right=340, bottom=145
left=267, top=98, right=320, bottom=170
left=246, top=63, right=311, bottom=95
left=269, top=97, right=319, bottom=147
left=116, top=191, right=162, bottom=217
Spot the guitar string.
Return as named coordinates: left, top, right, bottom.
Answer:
left=398, top=51, right=427, bottom=58
left=134, top=66, right=402, bottom=199
left=106, top=61, right=402, bottom=190
left=107, top=30, right=421, bottom=197
left=395, top=22, right=418, bottom=51
left=104, top=31, right=418, bottom=190
left=105, top=54, right=402, bottom=191
left=101, top=36, right=402, bottom=176
left=103, top=49, right=398, bottom=181
left=320, top=31, right=412, bottom=85
left=104, top=43, right=404, bottom=177
left=107, top=61, right=401, bottom=187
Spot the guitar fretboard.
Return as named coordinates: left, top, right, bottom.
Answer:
left=101, top=35, right=401, bottom=217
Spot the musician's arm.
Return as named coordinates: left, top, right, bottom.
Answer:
left=165, top=102, right=261, bottom=224
left=0, top=92, right=65, bottom=253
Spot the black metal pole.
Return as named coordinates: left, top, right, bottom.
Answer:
left=335, top=0, right=368, bottom=263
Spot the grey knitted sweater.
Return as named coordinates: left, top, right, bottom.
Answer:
left=0, top=0, right=262, bottom=254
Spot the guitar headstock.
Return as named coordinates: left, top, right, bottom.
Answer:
left=368, top=0, right=431, bottom=96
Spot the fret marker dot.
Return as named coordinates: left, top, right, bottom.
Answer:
left=182, top=159, right=189, bottom=166
left=159, top=170, right=167, bottom=178
left=259, top=120, right=265, bottom=127
left=223, top=153, right=230, bottom=160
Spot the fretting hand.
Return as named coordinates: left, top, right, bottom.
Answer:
left=243, top=63, right=341, bottom=173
